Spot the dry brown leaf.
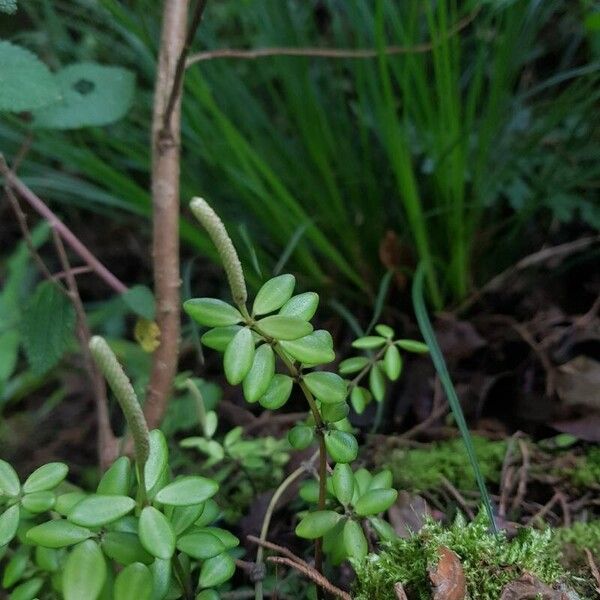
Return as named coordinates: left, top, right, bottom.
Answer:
left=499, top=573, right=570, bottom=599
left=428, top=546, right=466, bottom=600
left=555, top=356, right=600, bottom=411
left=394, top=582, right=409, bottom=600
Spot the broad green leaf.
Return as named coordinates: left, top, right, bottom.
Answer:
left=23, top=462, right=68, bottom=493
left=144, top=430, right=168, bottom=494
left=33, top=63, right=135, bottom=129
left=8, top=577, right=43, bottom=600
left=0, top=460, right=20, bottom=497
left=170, top=504, right=205, bottom=536
left=97, top=457, right=131, bottom=496
left=395, top=339, right=429, bottom=353
left=21, top=281, right=75, bottom=374
left=0, top=41, right=60, bottom=112
left=155, top=476, right=218, bottom=506
left=197, top=590, right=220, bottom=600
left=295, top=510, right=341, bottom=539
left=332, top=464, right=354, bottom=505
left=288, top=425, right=314, bottom=450
left=279, top=292, right=319, bottom=320
left=280, top=332, right=335, bottom=365
left=223, top=426, right=243, bottom=448
left=258, top=374, right=293, bottom=410
left=243, top=343, right=275, bottom=402
left=101, top=532, right=152, bottom=566
left=303, top=372, right=347, bottom=404
left=368, top=516, right=397, bottom=541
left=350, top=386, right=369, bottom=414
left=3, top=547, right=29, bottom=587
left=54, top=492, right=86, bottom=516
left=63, top=540, right=106, bottom=600
left=256, top=316, right=312, bottom=340
left=68, top=495, right=135, bottom=527
left=253, top=274, right=295, bottom=315
left=354, top=489, right=398, bottom=516
left=21, top=491, right=55, bottom=513
left=324, top=430, right=358, bottom=464
left=150, top=559, right=170, bottom=600
left=201, top=326, right=241, bottom=351
left=369, top=470, right=393, bottom=490
left=352, top=336, right=386, bottom=349
left=194, top=499, right=220, bottom=527
left=121, top=286, right=155, bottom=320
left=299, top=480, right=320, bottom=504
left=114, top=563, right=153, bottom=600
left=180, top=437, right=224, bottom=461
left=343, top=519, right=367, bottom=560
left=198, top=552, right=236, bottom=588
left=176, top=531, right=224, bottom=559
left=199, top=527, right=239, bottom=550
left=184, top=298, right=242, bottom=327
left=369, top=363, right=385, bottom=402
left=224, top=327, right=254, bottom=385
left=27, top=519, right=93, bottom=548
left=34, top=546, right=60, bottom=572
left=353, top=468, right=373, bottom=496
left=0, top=505, right=20, bottom=546
left=375, top=324, right=395, bottom=338
left=320, top=401, right=349, bottom=423
left=139, top=507, right=175, bottom=560
left=339, top=356, right=369, bottom=375
left=204, top=411, right=218, bottom=438
left=383, top=344, right=402, bottom=381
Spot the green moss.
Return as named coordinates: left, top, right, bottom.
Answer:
left=353, top=512, right=570, bottom=600
left=569, top=447, right=600, bottom=488
left=556, top=520, right=600, bottom=555
left=385, top=437, right=506, bottom=493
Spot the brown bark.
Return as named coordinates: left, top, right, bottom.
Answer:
left=145, top=0, right=190, bottom=429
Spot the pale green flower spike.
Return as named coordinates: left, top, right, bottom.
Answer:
left=89, top=336, right=149, bottom=467
left=190, top=197, right=248, bottom=307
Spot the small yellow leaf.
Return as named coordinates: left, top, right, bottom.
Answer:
left=134, top=319, right=160, bottom=352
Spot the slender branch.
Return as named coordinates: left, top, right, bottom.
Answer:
left=51, top=230, right=118, bottom=469
left=186, top=6, right=481, bottom=67
left=0, top=155, right=128, bottom=295
left=146, top=0, right=192, bottom=429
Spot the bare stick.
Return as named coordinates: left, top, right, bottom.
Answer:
left=0, top=155, right=127, bottom=295
left=52, top=230, right=118, bottom=468
left=146, top=0, right=192, bottom=429
left=585, top=549, right=600, bottom=594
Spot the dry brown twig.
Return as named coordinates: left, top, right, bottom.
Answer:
left=584, top=549, right=600, bottom=594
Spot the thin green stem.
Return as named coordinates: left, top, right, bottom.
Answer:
left=173, top=555, right=193, bottom=600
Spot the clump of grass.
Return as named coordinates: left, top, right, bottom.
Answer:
left=353, top=512, right=570, bottom=600
left=384, top=436, right=506, bottom=493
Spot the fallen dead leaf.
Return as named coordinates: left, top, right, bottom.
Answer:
left=388, top=491, right=432, bottom=538
left=555, top=356, right=600, bottom=411
left=428, top=546, right=466, bottom=600
left=499, top=573, right=570, bottom=599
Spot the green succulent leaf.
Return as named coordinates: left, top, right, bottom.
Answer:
left=184, top=298, right=243, bottom=327
left=352, top=336, right=386, bottom=349
left=258, top=374, right=293, bottom=410
left=114, top=563, right=153, bottom=600
left=339, top=356, right=369, bottom=375
left=224, top=327, right=255, bottom=385
left=288, top=425, right=314, bottom=450
left=369, top=469, right=393, bottom=490
left=23, top=462, right=68, bottom=493
left=176, top=531, right=225, bottom=559
left=256, top=315, right=313, bottom=340
left=343, top=518, right=368, bottom=560
left=375, top=324, right=395, bottom=338
left=383, top=344, right=403, bottom=381
left=155, top=476, right=218, bottom=506
left=200, top=527, right=239, bottom=550
left=354, top=488, right=398, bottom=516
left=9, top=577, right=44, bottom=600
left=199, top=552, right=236, bottom=588
left=139, top=507, right=175, bottom=560
left=332, top=464, right=354, bottom=505
left=350, top=386, right=370, bottom=414
left=395, top=339, right=429, bottom=353
left=253, top=274, right=295, bottom=315
left=34, top=546, right=60, bottom=572
left=101, top=532, right=153, bottom=566
left=303, top=372, right=347, bottom=404
left=280, top=332, right=335, bottom=365
left=0, top=504, right=20, bottom=546
left=295, top=510, right=341, bottom=539
left=201, top=325, right=242, bottom=351
left=368, top=516, right=397, bottom=541
left=194, top=499, right=221, bottom=527
left=0, top=459, right=20, bottom=497
left=150, top=559, right=171, bottom=600
left=324, top=430, right=358, bottom=464
left=196, top=590, right=220, bottom=600
left=26, top=519, right=93, bottom=548
left=369, top=362, right=386, bottom=402
left=144, top=430, right=168, bottom=494
left=279, top=292, right=319, bottom=320
left=21, top=491, right=55, bottom=513
left=320, top=401, right=349, bottom=423
left=97, top=457, right=131, bottom=496
left=63, top=540, right=106, bottom=600
left=170, top=504, right=206, bottom=536
left=55, top=492, right=86, bottom=516
left=3, top=547, right=29, bottom=588
left=68, top=495, right=136, bottom=527
left=243, top=343, right=275, bottom=402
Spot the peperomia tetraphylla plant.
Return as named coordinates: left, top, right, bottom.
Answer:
left=184, top=198, right=428, bottom=568
left=0, top=337, right=237, bottom=600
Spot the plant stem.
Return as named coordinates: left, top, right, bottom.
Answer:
left=173, top=554, right=193, bottom=600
